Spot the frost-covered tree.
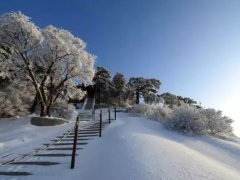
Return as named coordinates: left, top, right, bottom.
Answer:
left=112, top=72, right=125, bottom=92
left=112, top=72, right=126, bottom=105
left=94, top=66, right=111, bottom=80
left=128, top=77, right=161, bottom=104
left=66, top=80, right=86, bottom=103
left=121, top=83, right=136, bottom=105
left=160, top=93, right=198, bottom=108
left=0, top=44, right=12, bottom=68
left=93, top=66, right=115, bottom=104
left=0, top=37, right=34, bottom=118
left=160, top=93, right=179, bottom=107
left=0, top=12, right=95, bottom=117
left=144, top=93, right=164, bottom=104
left=177, top=96, right=197, bottom=106
left=0, top=44, right=13, bottom=85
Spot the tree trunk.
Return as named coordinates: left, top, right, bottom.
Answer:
left=20, top=54, right=47, bottom=117
left=46, top=100, right=53, bottom=117
left=30, top=94, right=38, bottom=113
left=136, top=91, right=140, bottom=104
left=46, top=105, right=52, bottom=117
left=40, top=104, right=47, bottom=117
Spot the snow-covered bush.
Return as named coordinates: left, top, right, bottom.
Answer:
left=129, top=103, right=234, bottom=137
left=0, top=83, right=33, bottom=118
left=129, top=103, right=172, bottom=122
left=167, top=104, right=206, bottom=135
left=128, top=104, right=153, bottom=116
left=0, top=91, right=26, bottom=118
left=200, top=108, right=233, bottom=135
left=149, top=104, right=172, bottom=122
left=51, top=100, right=75, bottom=119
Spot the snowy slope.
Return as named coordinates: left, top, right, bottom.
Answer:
left=69, top=112, right=240, bottom=180
left=0, top=111, right=240, bottom=180
left=0, top=110, right=89, bottom=163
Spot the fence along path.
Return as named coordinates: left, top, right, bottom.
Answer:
left=0, top=100, right=114, bottom=177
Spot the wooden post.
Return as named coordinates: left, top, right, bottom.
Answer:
left=71, top=117, right=79, bottom=169
left=108, top=107, right=111, bottom=124
left=93, top=106, right=95, bottom=121
left=99, top=110, right=102, bottom=137
left=114, top=106, right=117, bottom=120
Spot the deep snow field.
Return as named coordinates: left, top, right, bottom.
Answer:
left=0, top=110, right=240, bottom=180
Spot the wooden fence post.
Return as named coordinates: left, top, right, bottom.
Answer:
left=93, top=106, right=95, bottom=121
left=108, top=107, right=111, bottom=124
left=71, top=116, right=79, bottom=169
left=99, top=110, right=102, bottom=137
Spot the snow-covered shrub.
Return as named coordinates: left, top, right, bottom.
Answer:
left=0, top=92, right=26, bottom=118
left=51, top=100, right=75, bottom=119
left=200, top=108, right=233, bottom=135
left=167, top=104, right=206, bottom=135
left=149, top=104, right=172, bottom=122
left=129, top=103, right=172, bottom=122
left=129, top=103, right=235, bottom=138
left=0, top=84, right=32, bottom=118
left=128, top=104, right=153, bottom=116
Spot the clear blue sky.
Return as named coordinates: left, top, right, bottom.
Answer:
left=1, top=0, right=239, bottom=135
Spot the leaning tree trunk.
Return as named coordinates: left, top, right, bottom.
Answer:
left=136, top=91, right=140, bottom=104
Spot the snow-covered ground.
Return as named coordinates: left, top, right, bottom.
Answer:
left=0, top=110, right=240, bottom=180
left=0, top=110, right=90, bottom=163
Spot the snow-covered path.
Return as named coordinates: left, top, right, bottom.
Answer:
left=69, top=112, right=240, bottom=180
left=1, top=111, right=240, bottom=180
